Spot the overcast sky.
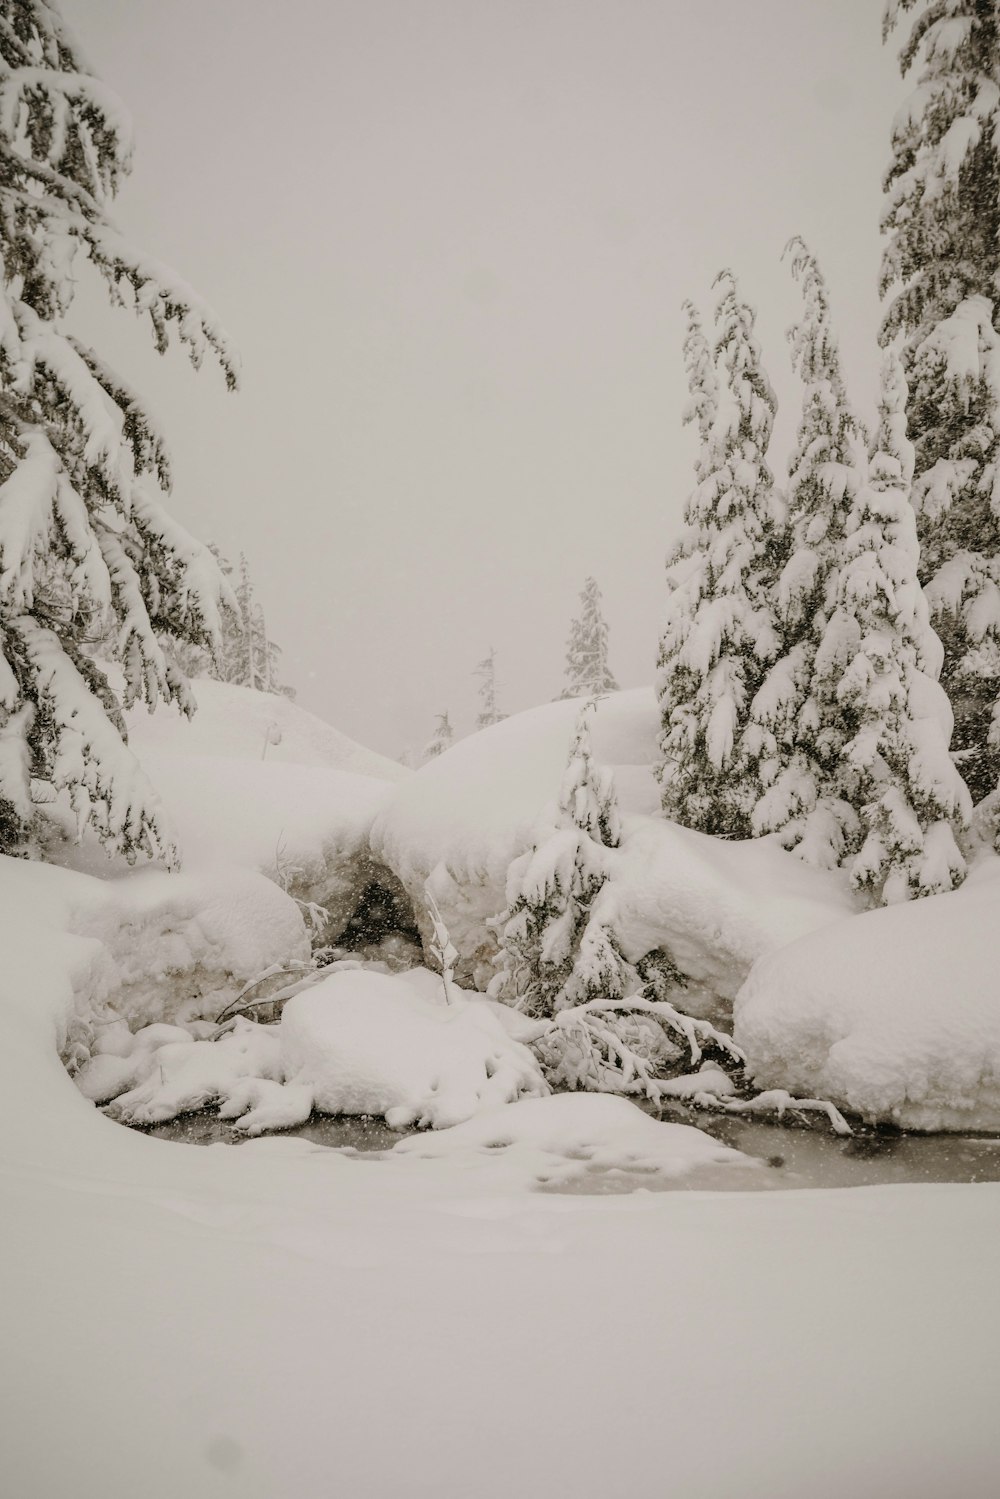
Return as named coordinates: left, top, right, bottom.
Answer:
left=63, top=0, right=901, bottom=757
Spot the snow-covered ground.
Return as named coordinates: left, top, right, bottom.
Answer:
left=2, top=930, right=998, bottom=1499
left=4, top=684, right=1000, bottom=1497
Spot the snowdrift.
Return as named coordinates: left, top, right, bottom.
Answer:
left=373, top=688, right=855, bottom=1005
left=735, top=856, right=1000, bottom=1131
left=44, top=675, right=410, bottom=944
left=125, top=675, right=408, bottom=782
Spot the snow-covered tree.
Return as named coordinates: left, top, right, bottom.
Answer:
left=0, top=2, right=237, bottom=862
left=168, top=548, right=292, bottom=697
left=422, top=711, right=454, bottom=762
left=474, top=646, right=504, bottom=729
left=839, top=347, right=971, bottom=900
left=490, top=705, right=626, bottom=1018
left=557, top=576, right=618, bottom=700
left=492, top=706, right=745, bottom=1092
left=752, top=247, right=968, bottom=900
left=881, top=0, right=1000, bottom=802
left=750, top=239, right=867, bottom=866
left=655, top=271, right=784, bottom=837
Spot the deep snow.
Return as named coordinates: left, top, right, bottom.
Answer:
left=4, top=684, right=1000, bottom=1498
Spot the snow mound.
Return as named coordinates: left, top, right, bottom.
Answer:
left=125, top=674, right=408, bottom=782
left=43, top=676, right=406, bottom=944
left=734, top=857, right=1000, bottom=1130
left=394, top=1092, right=755, bottom=1187
left=0, top=853, right=308, bottom=1035
left=281, top=970, right=548, bottom=1129
left=373, top=687, right=854, bottom=1005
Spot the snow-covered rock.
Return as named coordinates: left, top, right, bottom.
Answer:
left=373, top=687, right=855, bottom=1006
left=0, top=854, right=308, bottom=1035
left=393, top=1091, right=756, bottom=1188
left=280, top=969, right=548, bottom=1129
left=734, top=855, right=1000, bottom=1131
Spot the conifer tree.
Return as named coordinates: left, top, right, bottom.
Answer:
left=839, top=346, right=971, bottom=900
left=167, top=547, right=292, bottom=698
left=0, top=1, right=237, bottom=862
left=557, top=576, right=618, bottom=700
left=473, top=646, right=504, bottom=729
left=655, top=271, right=783, bottom=837
left=751, top=239, right=867, bottom=866
left=490, top=705, right=628, bottom=1017
left=422, top=711, right=454, bottom=762
left=881, top=0, right=1000, bottom=801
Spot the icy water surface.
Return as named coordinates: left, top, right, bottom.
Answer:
left=141, top=1107, right=1000, bottom=1193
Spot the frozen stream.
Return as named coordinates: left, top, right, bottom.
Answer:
left=140, top=1106, right=1000, bottom=1192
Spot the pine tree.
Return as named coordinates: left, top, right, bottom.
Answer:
left=422, top=711, right=454, bottom=762
left=881, top=0, right=1000, bottom=802
left=750, top=239, right=868, bottom=866
left=655, top=271, right=784, bottom=837
left=0, top=2, right=237, bottom=862
left=474, top=646, right=504, bottom=729
left=557, top=576, right=618, bottom=700
left=489, top=704, right=628, bottom=1017
left=167, top=547, right=293, bottom=698
left=838, top=346, right=971, bottom=901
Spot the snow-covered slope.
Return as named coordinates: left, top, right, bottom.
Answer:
left=735, top=854, right=1000, bottom=1131
left=44, top=675, right=407, bottom=941
left=373, top=688, right=855, bottom=1002
left=125, top=676, right=408, bottom=782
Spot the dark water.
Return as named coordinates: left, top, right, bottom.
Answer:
left=140, top=1106, right=1000, bottom=1193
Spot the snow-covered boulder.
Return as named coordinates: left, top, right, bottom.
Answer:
left=734, top=856, right=1000, bottom=1131
left=0, top=853, right=309, bottom=1047
left=42, top=676, right=409, bottom=944
left=280, top=969, right=547, bottom=1129
left=373, top=688, right=854, bottom=1007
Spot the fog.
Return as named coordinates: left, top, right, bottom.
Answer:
left=62, top=0, right=899, bottom=757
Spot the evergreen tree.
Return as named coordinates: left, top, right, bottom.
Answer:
left=167, top=547, right=293, bottom=699
left=751, top=239, right=867, bottom=866
left=0, top=1, right=237, bottom=862
left=490, top=705, right=628, bottom=1017
left=422, top=711, right=454, bottom=762
left=655, top=271, right=783, bottom=837
left=474, top=646, right=504, bottom=729
left=881, top=0, right=1000, bottom=802
left=557, top=576, right=618, bottom=700
left=839, top=346, right=971, bottom=900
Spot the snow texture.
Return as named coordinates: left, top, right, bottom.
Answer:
left=735, top=853, right=1000, bottom=1130
left=394, top=1091, right=754, bottom=1188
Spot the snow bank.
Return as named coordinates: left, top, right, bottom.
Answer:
left=373, top=687, right=854, bottom=1004
left=0, top=853, right=308, bottom=1037
left=735, top=856, right=1000, bottom=1130
left=394, top=1091, right=755, bottom=1188
left=43, top=674, right=408, bottom=943
left=124, top=674, right=408, bottom=782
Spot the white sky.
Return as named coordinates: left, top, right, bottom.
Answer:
left=62, top=0, right=902, bottom=757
